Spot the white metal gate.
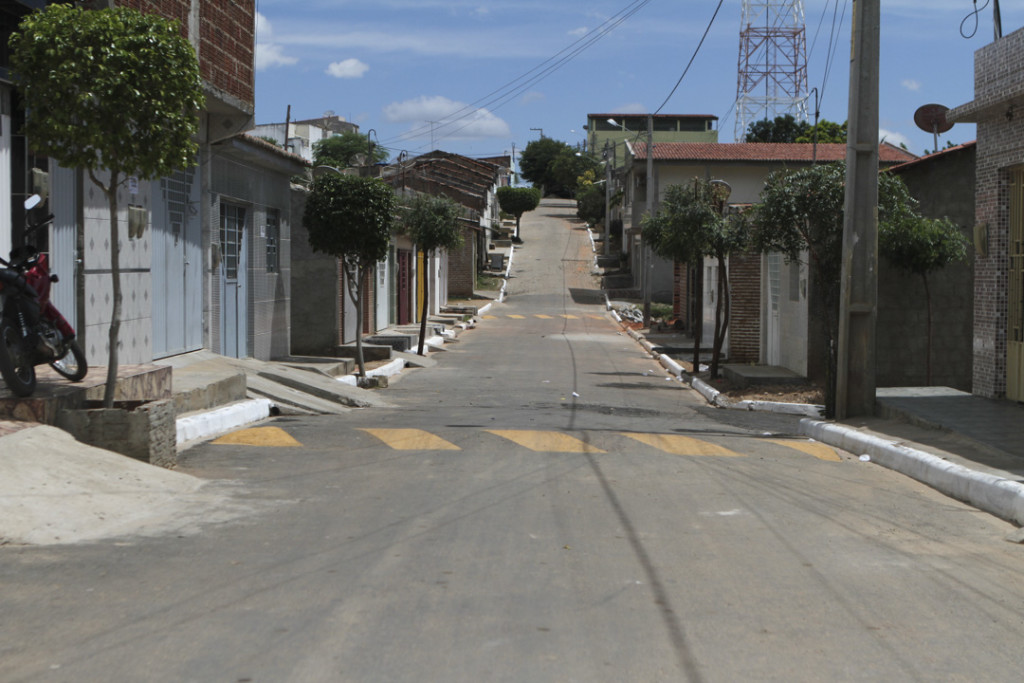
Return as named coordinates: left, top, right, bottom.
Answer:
left=152, top=169, right=202, bottom=358
left=219, top=203, right=248, bottom=358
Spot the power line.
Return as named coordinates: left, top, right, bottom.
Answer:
left=654, top=0, right=725, bottom=115
left=381, top=0, right=654, bottom=152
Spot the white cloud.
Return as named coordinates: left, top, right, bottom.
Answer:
left=902, top=79, right=922, bottom=91
left=255, top=44, right=298, bottom=71
left=383, top=95, right=511, bottom=140
left=326, top=59, right=370, bottom=79
left=569, top=26, right=588, bottom=37
left=255, top=12, right=298, bottom=70
left=879, top=128, right=911, bottom=149
left=521, top=91, right=545, bottom=105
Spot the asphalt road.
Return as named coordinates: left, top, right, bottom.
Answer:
left=2, top=199, right=1023, bottom=682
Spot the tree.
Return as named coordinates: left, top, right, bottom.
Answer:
left=880, top=214, right=969, bottom=385
left=746, top=114, right=847, bottom=144
left=10, top=4, right=203, bottom=407
left=548, top=148, right=601, bottom=198
left=751, top=162, right=922, bottom=416
left=642, top=179, right=746, bottom=379
left=575, top=169, right=605, bottom=226
left=401, top=193, right=464, bottom=355
left=303, top=174, right=396, bottom=379
left=518, top=137, right=573, bottom=195
left=313, top=130, right=390, bottom=168
left=497, top=186, right=541, bottom=243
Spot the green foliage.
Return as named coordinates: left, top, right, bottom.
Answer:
left=304, top=174, right=396, bottom=267
left=497, top=186, right=541, bottom=219
left=401, top=193, right=464, bottom=255
left=795, top=119, right=847, bottom=144
left=746, top=114, right=846, bottom=144
left=751, top=162, right=936, bottom=411
left=880, top=215, right=968, bottom=275
left=313, top=131, right=390, bottom=168
left=643, top=180, right=745, bottom=263
left=10, top=4, right=204, bottom=407
left=643, top=178, right=747, bottom=378
left=497, top=186, right=541, bottom=242
left=518, top=138, right=574, bottom=194
left=548, top=149, right=601, bottom=198
left=10, top=4, right=203, bottom=180
left=575, top=168, right=605, bottom=226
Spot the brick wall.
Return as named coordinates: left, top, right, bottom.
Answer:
left=119, top=0, right=254, bottom=106
left=728, top=250, right=761, bottom=363
left=448, top=225, right=477, bottom=298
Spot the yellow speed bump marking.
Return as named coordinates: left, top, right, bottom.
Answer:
left=481, top=315, right=497, bottom=320
left=768, top=439, right=842, bottom=462
left=507, top=314, right=526, bottom=319
left=561, top=314, right=579, bottom=319
left=486, top=430, right=605, bottom=453
left=622, top=433, right=744, bottom=458
left=213, top=427, right=302, bottom=447
left=534, top=314, right=554, bottom=319
left=359, top=428, right=460, bottom=451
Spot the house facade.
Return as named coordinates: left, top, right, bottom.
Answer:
left=947, top=25, right=1024, bottom=401
left=620, top=142, right=918, bottom=377
left=249, top=114, right=359, bottom=163
left=1, top=1, right=309, bottom=365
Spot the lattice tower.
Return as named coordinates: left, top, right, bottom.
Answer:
left=734, top=0, right=809, bottom=141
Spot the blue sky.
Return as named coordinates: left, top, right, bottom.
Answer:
left=253, top=0, right=1016, bottom=161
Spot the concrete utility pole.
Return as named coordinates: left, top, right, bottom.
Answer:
left=603, top=141, right=612, bottom=256
left=836, top=0, right=880, bottom=418
left=642, top=114, right=654, bottom=326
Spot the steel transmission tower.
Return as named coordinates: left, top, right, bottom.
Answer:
left=735, top=0, right=809, bottom=141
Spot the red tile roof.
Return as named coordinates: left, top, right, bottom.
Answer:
left=631, top=142, right=918, bottom=165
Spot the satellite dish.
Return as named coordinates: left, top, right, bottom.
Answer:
left=914, top=104, right=953, bottom=152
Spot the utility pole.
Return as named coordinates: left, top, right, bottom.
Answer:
left=642, top=114, right=654, bottom=326
left=603, top=141, right=612, bottom=257
left=836, top=0, right=880, bottom=418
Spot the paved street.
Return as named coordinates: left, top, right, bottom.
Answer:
left=2, top=200, right=1023, bottom=682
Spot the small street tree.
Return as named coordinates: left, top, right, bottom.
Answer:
left=880, top=214, right=969, bottom=385
left=575, top=168, right=605, bottom=227
left=303, top=174, right=396, bottom=379
left=10, top=4, right=203, bottom=407
left=642, top=179, right=745, bottom=379
left=518, top=137, right=572, bottom=195
left=751, top=162, right=923, bottom=416
left=313, top=131, right=389, bottom=168
left=497, top=186, right=541, bottom=244
left=401, top=193, right=464, bottom=355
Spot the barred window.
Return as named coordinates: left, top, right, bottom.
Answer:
left=266, top=208, right=280, bottom=273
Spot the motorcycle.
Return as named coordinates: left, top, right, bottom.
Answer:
left=0, top=194, right=87, bottom=397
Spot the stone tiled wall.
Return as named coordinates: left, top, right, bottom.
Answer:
left=81, top=175, right=154, bottom=366
left=952, top=27, right=1024, bottom=397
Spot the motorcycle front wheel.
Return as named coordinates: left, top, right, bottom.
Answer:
left=50, top=339, right=88, bottom=382
left=0, top=321, right=37, bottom=397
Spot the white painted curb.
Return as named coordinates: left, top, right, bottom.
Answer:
left=800, top=418, right=1024, bottom=527
left=176, top=398, right=273, bottom=444
left=337, top=357, right=408, bottom=386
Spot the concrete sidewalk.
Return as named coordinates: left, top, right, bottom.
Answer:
left=610, top=306, right=1024, bottom=531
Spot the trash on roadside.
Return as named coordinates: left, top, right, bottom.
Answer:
left=859, top=454, right=871, bottom=462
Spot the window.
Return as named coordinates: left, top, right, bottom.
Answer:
left=219, top=203, right=245, bottom=280
left=266, top=208, right=280, bottom=273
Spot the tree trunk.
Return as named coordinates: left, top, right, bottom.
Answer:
left=418, top=249, right=430, bottom=355
left=923, top=273, right=932, bottom=386
left=348, top=262, right=366, bottom=378
left=710, top=255, right=729, bottom=379
left=102, top=176, right=121, bottom=408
